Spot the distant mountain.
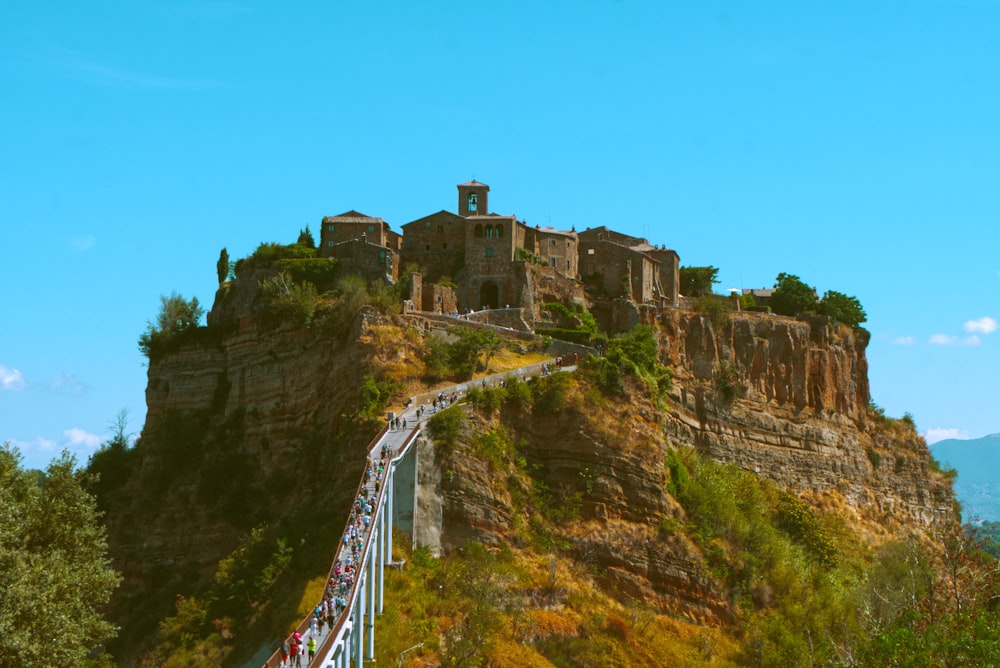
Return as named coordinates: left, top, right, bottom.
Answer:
left=930, top=433, right=1000, bottom=523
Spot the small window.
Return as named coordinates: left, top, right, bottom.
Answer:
left=328, top=240, right=335, bottom=247
left=437, top=225, right=443, bottom=233
left=468, top=193, right=478, bottom=212
left=495, top=225, right=503, bottom=239
left=328, top=224, right=335, bottom=232
left=550, top=239, right=556, bottom=246
left=485, top=246, right=494, bottom=257
left=368, top=225, right=375, bottom=233
left=587, top=248, right=595, bottom=255
left=425, top=221, right=431, bottom=228
left=567, top=241, right=571, bottom=248
left=566, top=259, right=571, bottom=270
left=550, top=257, right=556, bottom=267
left=379, top=251, right=385, bottom=260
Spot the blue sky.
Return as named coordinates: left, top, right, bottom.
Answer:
left=2, top=1, right=997, bottom=470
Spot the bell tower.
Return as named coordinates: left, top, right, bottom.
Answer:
left=457, top=180, right=489, bottom=217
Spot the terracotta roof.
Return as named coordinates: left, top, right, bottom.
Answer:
left=535, top=226, right=577, bottom=238
left=325, top=210, right=382, bottom=221
left=457, top=180, right=488, bottom=187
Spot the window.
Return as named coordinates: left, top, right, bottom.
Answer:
left=437, top=225, right=443, bottom=233
left=328, top=240, right=335, bottom=247
left=368, top=225, right=375, bottom=232
left=495, top=225, right=503, bottom=238
left=328, top=224, right=335, bottom=232
left=485, top=246, right=494, bottom=257
left=587, top=248, right=595, bottom=255
left=550, top=239, right=556, bottom=246
left=567, top=259, right=571, bottom=270
left=425, top=221, right=431, bottom=228
left=468, top=193, right=478, bottom=212
left=550, top=257, right=556, bottom=267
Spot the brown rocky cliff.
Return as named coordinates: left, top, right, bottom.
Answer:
left=426, top=310, right=955, bottom=625
left=104, top=308, right=405, bottom=665
left=656, top=310, right=954, bottom=528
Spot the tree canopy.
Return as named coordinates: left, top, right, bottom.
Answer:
left=816, top=289, right=867, bottom=328
left=769, top=273, right=818, bottom=317
left=138, top=292, right=205, bottom=360
left=0, top=444, right=121, bottom=665
left=679, top=265, right=720, bottom=298
left=770, top=273, right=867, bottom=327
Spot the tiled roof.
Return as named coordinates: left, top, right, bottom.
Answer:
left=325, top=210, right=381, bottom=221
left=458, top=180, right=488, bottom=187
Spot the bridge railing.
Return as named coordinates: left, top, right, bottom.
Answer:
left=263, top=422, right=390, bottom=666
left=263, top=413, right=425, bottom=667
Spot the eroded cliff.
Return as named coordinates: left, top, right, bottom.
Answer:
left=420, top=310, right=955, bottom=626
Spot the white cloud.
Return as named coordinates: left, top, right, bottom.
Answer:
left=963, top=316, right=997, bottom=335
left=929, top=334, right=956, bottom=345
left=962, top=335, right=981, bottom=346
left=891, top=336, right=915, bottom=345
left=0, top=365, right=26, bottom=390
left=924, top=427, right=969, bottom=445
left=9, top=437, right=58, bottom=455
left=64, top=428, right=101, bottom=449
left=50, top=373, right=87, bottom=395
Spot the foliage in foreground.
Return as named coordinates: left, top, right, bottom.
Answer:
left=0, top=444, right=121, bottom=666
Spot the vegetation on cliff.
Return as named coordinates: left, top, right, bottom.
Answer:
left=396, top=354, right=999, bottom=666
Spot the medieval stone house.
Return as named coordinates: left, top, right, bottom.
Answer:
left=321, top=180, right=679, bottom=317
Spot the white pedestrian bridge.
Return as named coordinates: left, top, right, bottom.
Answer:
left=257, top=360, right=562, bottom=668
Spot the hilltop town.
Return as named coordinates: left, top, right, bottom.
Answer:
left=317, top=180, right=680, bottom=333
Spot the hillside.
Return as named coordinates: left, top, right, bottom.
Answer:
left=931, top=433, right=1000, bottom=522
left=88, top=271, right=969, bottom=666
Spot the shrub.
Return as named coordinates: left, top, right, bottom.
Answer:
left=427, top=406, right=466, bottom=456
left=694, top=295, right=732, bottom=331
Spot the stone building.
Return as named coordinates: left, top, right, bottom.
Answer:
left=578, top=226, right=679, bottom=306
left=319, top=211, right=402, bottom=255
left=399, top=210, right=467, bottom=282
left=324, top=181, right=679, bottom=322
left=330, top=239, right=398, bottom=284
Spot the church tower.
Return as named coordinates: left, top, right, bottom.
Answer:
left=457, top=180, right=489, bottom=217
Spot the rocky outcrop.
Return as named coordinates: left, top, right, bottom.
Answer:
left=104, top=308, right=394, bottom=665
left=655, top=310, right=953, bottom=528
left=427, top=310, right=955, bottom=625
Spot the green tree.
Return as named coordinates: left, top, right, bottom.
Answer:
left=817, top=290, right=867, bottom=328
left=0, top=444, right=121, bottom=665
left=297, top=225, right=316, bottom=249
left=138, top=292, right=205, bottom=360
left=216, top=247, right=229, bottom=285
left=450, top=328, right=504, bottom=378
left=679, top=266, right=720, bottom=297
left=769, top=273, right=818, bottom=317
left=85, top=409, right=137, bottom=512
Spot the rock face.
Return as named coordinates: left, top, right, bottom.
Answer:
left=426, top=310, right=955, bottom=623
left=654, top=310, right=953, bottom=528
left=104, top=308, right=390, bottom=664
left=106, top=303, right=955, bottom=661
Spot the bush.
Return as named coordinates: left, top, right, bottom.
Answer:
left=694, top=295, right=732, bottom=331
left=427, top=406, right=466, bottom=456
